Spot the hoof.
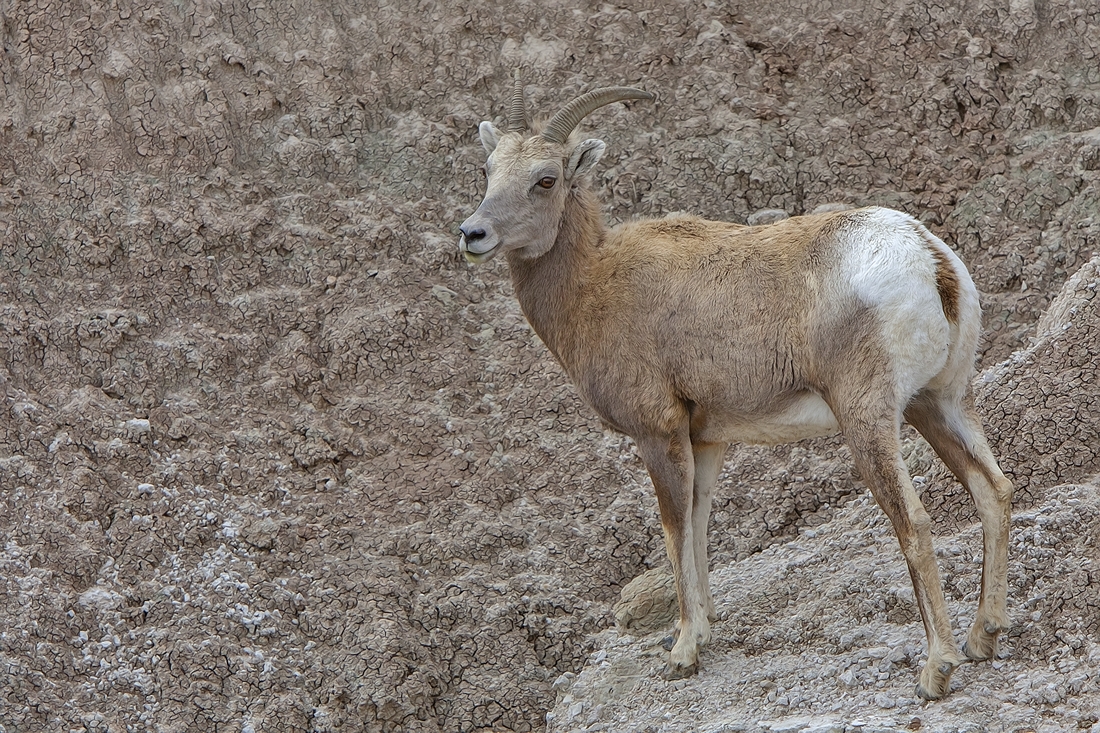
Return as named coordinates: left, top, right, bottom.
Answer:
left=961, top=639, right=987, bottom=662
left=915, top=660, right=956, bottom=700
left=915, top=677, right=950, bottom=701
left=962, top=625, right=1004, bottom=661
left=661, top=661, right=698, bottom=680
left=660, top=634, right=676, bottom=652
left=915, top=682, right=943, bottom=701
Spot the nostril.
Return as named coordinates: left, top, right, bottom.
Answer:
left=460, top=225, right=486, bottom=242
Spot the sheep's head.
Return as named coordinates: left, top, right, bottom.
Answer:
left=458, top=71, right=652, bottom=264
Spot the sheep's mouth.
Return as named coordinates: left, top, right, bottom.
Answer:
left=459, top=236, right=502, bottom=264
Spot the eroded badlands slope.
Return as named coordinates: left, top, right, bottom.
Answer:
left=1, top=1, right=1098, bottom=731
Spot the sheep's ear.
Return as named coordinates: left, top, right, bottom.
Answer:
left=565, top=139, right=606, bottom=181
left=479, top=121, right=502, bottom=154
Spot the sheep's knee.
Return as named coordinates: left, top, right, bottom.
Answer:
left=898, top=506, right=934, bottom=563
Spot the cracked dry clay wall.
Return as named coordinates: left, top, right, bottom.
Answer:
left=976, top=252, right=1100, bottom=498
left=1, top=0, right=1100, bottom=732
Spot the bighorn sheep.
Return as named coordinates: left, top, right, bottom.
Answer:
left=457, top=72, right=1012, bottom=700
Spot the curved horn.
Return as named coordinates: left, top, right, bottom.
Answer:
left=507, top=68, right=527, bottom=133
left=541, top=86, right=654, bottom=144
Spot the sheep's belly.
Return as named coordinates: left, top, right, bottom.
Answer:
left=702, top=392, right=841, bottom=446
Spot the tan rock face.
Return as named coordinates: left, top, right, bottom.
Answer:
left=976, top=253, right=1100, bottom=501
left=614, top=567, right=678, bottom=634
left=1, top=0, right=1099, bottom=731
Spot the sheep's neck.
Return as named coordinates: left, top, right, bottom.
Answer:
left=506, top=186, right=603, bottom=370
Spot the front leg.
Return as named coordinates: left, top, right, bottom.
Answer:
left=691, top=441, right=727, bottom=622
left=636, top=429, right=710, bottom=679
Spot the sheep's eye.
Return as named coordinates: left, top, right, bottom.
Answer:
left=537, top=176, right=556, bottom=189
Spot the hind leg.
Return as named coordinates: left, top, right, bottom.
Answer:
left=834, top=403, right=963, bottom=699
left=906, top=391, right=1013, bottom=660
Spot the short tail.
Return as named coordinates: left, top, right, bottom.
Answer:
left=928, top=243, right=962, bottom=324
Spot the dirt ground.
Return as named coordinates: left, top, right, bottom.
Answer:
left=0, top=1, right=1098, bottom=731
left=551, top=479, right=1100, bottom=733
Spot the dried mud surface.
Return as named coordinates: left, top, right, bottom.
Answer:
left=552, top=479, right=1100, bottom=733
left=0, top=1, right=1098, bottom=732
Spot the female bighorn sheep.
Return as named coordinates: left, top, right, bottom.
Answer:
left=457, top=72, right=1012, bottom=700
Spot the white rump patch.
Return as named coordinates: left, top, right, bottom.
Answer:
left=837, top=208, right=952, bottom=399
